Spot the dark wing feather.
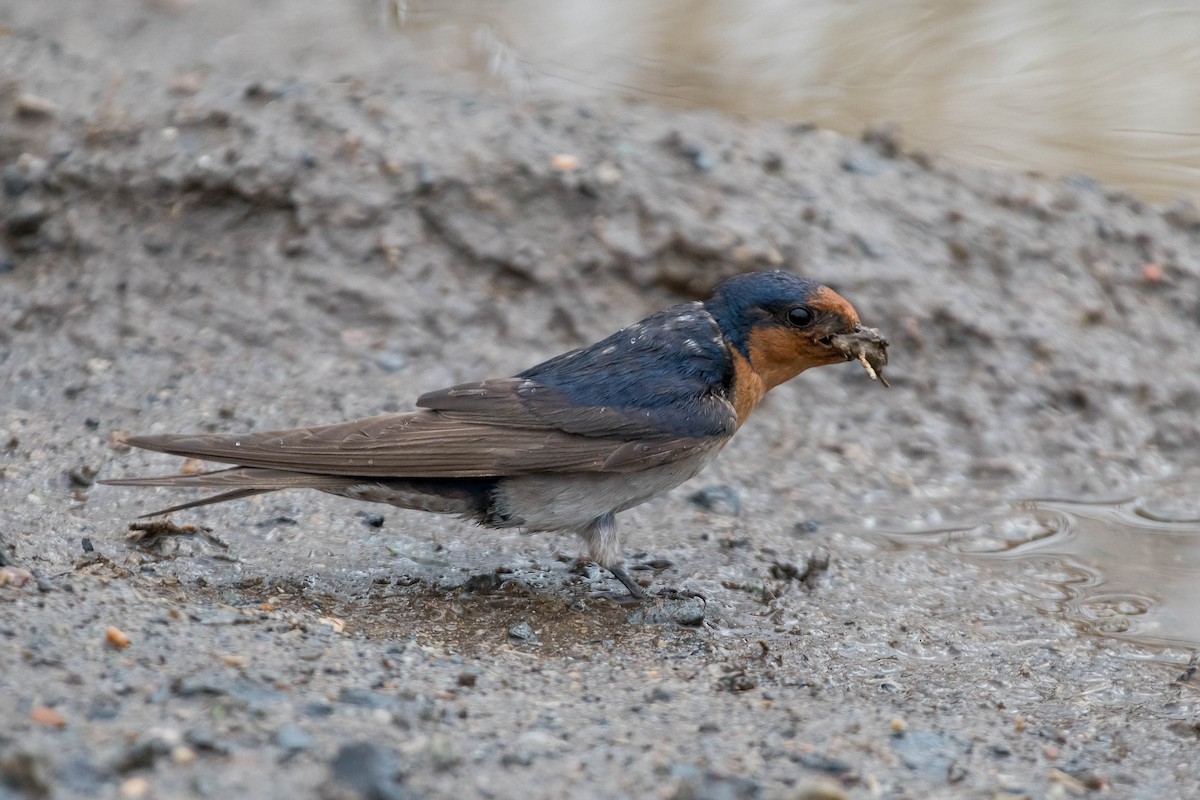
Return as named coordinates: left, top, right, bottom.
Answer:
left=416, top=378, right=718, bottom=439
left=121, top=405, right=729, bottom=479
left=417, top=379, right=737, bottom=471
left=102, top=467, right=374, bottom=516
left=103, top=466, right=366, bottom=490
left=119, top=306, right=739, bottom=479
left=130, top=488, right=274, bottom=517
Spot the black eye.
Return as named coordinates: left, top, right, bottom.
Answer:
left=786, top=306, right=815, bottom=327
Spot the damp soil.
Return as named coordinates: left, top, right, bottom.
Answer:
left=2, top=8, right=1200, bottom=800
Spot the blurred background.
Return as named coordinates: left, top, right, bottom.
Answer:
left=4, top=0, right=1199, bottom=203
left=2, top=6, right=1198, bottom=795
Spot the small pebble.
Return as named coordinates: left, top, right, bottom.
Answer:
left=16, top=94, right=58, bottom=119
left=627, top=598, right=705, bottom=627
left=0, top=751, right=51, bottom=796
left=421, top=734, right=461, bottom=772
left=106, top=626, right=131, bottom=649
left=1048, top=768, right=1087, bottom=794
left=116, top=730, right=181, bottom=773
left=120, top=777, right=150, bottom=799
left=172, top=672, right=231, bottom=697
left=371, top=351, right=407, bottom=374
left=793, top=779, right=849, bottom=800
left=2, top=164, right=32, bottom=199
left=793, top=520, right=820, bottom=536
left=683, top=145, right=714, bottom=173
left=795, top=752, right=852, bottom=776
left=510, top=730, right=565, bottom=764
left=185, top=728, right=231, bottom=755
left=861, top=121, right=901, bottom=156
left=304, top=702, right=335, bottom=718
left=276, top=724, right=312, bottom=753
left=68, top=465, right=98, bottom=487
left=6, top=198, right=49, bottom=236
left=993, top=791, right=1032, bottom=800
left=689, top=485, right=740, bottom=516
left=668, top=765, right=759, bottom=800
left=30, top=706, right=66, bottom=729
left=171, top=746, right=196, bottom=765
left=550, top=153, right=579, bottom=171
left=850, top=232, right=886, bottom=259
left=594, top=161, right=622, bottom=185
left=3, top=164, right=31, bottom=197
left=508, top=621, right=537, bottom=642
left=337, top=687, right=396, bottom=710
left=1163, top=198, right=1200, bottom=229
left=841, top=148, right=885, bottom=176
left=322, top=742, right=405, bottom=800
left=645, top=687, right=673, bottom=703
left=0, top=566, right=33, bottom=588
left=168, top=73, right=204, bottom=95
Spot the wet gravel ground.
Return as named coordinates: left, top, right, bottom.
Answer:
left=2, top=14, right=1200, bottom=800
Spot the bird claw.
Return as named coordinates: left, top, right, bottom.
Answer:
left=590, top=590, right=645, bottom=606
left=589, top=581, right=706, bottom=608
left=606, top=563, right=648, bottom=601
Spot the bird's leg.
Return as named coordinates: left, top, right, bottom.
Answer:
left=607, top=564, right=647, bottom=601
left=577, top=512, right=645, bottom=600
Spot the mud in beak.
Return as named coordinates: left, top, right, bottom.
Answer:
left=825, top=325, right=890, bottom=387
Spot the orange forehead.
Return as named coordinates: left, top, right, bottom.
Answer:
left=809, top=286, right=860, bottom=326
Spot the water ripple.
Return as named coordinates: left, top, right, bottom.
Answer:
left=887, top=488, right=1200, bottom=652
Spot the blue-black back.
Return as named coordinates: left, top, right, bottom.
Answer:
left=517, top=302, right=735, bottom=438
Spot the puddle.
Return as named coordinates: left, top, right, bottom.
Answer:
left=391, top=1, right=1200, bottom=202
left=886, top=482, right=1200, bottom=652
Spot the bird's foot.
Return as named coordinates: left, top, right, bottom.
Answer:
left=590, top=590, right=644, bottom=606
left=604, top=564, right=647, bottom=602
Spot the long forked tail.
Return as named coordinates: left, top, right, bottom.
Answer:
left=100, top=466, right=361, bottom=518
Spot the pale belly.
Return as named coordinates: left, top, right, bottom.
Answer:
left=493, top=448, right=721, bottom=532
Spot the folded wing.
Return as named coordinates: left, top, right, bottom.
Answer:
left=121, top=378, right=736, bottom=478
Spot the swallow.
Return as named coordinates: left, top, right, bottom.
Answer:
left=103, top=270, right=889, bottom=599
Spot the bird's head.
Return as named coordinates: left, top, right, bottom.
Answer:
left=705, top=271, right=883, bottom=422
